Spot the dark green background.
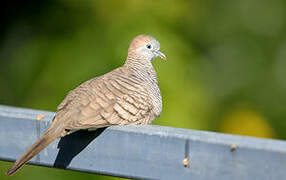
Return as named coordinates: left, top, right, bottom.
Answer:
left=1, top=0, right=286, bottom=179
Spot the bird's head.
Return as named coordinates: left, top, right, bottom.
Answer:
left=127, top=35, right=166, bottom=63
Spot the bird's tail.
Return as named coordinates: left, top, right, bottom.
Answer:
left=6, top=128, right=61, bottom=176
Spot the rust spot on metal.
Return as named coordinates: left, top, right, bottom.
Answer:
left=183, top=157, right=189, bottom=167
left=36, top=114, right=46, bottom=121
left=230, top=144, right=237, bottom=152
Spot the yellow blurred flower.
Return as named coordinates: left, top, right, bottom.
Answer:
left=220, top=108, right=275, bottom=138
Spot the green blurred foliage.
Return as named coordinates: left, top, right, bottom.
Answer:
left=1, top=0, right=286, bottom=179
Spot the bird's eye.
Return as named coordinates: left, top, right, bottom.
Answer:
left=146, top=44, right=152, bottom=49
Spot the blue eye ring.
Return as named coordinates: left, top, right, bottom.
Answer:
left=146, top=44, right=152, bottom=49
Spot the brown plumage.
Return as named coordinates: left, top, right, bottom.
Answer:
left=6, top=34, right=166, bottom=176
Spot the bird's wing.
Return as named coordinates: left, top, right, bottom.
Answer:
left=55, top=70, right=154, bottom=131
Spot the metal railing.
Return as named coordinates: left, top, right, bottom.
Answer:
left=0, top=105, right=285, bottom=179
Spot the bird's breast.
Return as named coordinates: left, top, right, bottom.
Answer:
left=124, top=65, right=162, bottom=118
left=144, top=69, right=162, bottom=117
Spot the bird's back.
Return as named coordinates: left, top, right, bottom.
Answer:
left=53, top=66, right=160, bottom=132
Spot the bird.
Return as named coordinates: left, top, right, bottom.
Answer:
left=6, top=34, right=166, bottom=176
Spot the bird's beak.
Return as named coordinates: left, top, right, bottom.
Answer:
left=157, top=51, right=166, bottom=60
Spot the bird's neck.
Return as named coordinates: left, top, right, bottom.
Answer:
left=124, top=55, right=159, bottom=89
left=124, top=56, right=162, bottom=117
left=125, top=56, right=155, bottom=75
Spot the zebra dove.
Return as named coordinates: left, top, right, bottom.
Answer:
left=6, top=34, right=166, bottom=175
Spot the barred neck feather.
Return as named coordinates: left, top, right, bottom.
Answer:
left=124, top=56, right=162, bottom=116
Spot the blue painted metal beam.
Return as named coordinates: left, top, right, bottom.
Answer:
left=0, top=105, right=286, bottom=179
